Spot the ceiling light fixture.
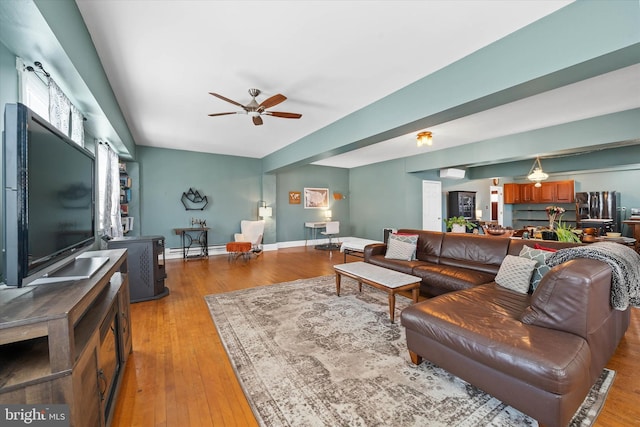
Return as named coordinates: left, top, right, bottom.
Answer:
left=527, top=157, right=549, bottom=187
left=416, top=131, right=433, bottom=147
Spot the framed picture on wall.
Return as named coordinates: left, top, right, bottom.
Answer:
left=289, top=191, right=301, bottom=204
left=304, top=187, right=329, bottom=209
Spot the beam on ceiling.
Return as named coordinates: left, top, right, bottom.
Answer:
left=405, top=109, right=640, bottom=173
left=262, top=0, right=640, bottom=173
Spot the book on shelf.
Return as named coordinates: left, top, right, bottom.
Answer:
left=119, top=176, right=132, bottom=188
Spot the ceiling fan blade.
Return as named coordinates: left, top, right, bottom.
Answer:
left=209, top=92, right=246, bottom=109
left=258, top=94, right=286, bottom=110
left=266, top=111, right=302, bottom=119
left=208, top=112, right=239, bottom=117
left=252, top=115, right=263, bottom=126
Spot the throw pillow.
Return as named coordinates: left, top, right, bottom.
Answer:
left=494, top=255, right=538, bottom=294
left=384, top=233, right=418, bottom=261
left=519, top=245, right=552, bottom=292
left=534, top=243, right=558, bottom=252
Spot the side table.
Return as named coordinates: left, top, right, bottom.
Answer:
left=174, top=227, right=210, bottom=259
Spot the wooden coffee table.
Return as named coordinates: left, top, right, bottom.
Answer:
left=333, top=262, right=421, bottom=323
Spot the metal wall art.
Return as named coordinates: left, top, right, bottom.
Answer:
left=181, top=188, right=209, bottom=210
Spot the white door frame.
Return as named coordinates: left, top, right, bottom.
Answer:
left=489, top=185, right=504, bottom=225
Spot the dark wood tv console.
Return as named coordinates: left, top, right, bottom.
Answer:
left=0, top=249, right=132, bottom=427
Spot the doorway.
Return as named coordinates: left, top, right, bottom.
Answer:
left=489, top=185, right=504, bottom=225
left=422, top=180, right=443, bottom=231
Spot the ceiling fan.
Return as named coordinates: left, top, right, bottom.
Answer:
left=208, top=88, right=302, bottom=126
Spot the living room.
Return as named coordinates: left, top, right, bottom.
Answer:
left=1, top=1, right=639, bottom=426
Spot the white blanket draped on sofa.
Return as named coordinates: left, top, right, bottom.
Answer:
left=546, top=242, right=640, bottom=310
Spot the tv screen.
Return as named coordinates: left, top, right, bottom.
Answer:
left=3, top=103, right=96, bottom=287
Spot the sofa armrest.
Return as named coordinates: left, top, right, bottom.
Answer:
left=520, top=258, right=614, bottom=341
left=364, top=243, right=387, bottom=261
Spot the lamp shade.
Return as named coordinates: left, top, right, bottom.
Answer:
left=258, top=206, right=272, bottom=218
left=527, top=157, right=549, bottom=187
left=325, top=210, right=332, bottom=219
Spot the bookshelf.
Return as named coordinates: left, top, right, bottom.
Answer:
left=119, top=163, right=133, bottom=234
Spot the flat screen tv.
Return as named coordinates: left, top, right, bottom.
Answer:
left=3, top=103, right=96, bottom=287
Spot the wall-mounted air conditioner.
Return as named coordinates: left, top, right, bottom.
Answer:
left=439, top=168, right=466, bottom=179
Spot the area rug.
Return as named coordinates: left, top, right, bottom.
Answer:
left=205, top=275, right=615, bottom=427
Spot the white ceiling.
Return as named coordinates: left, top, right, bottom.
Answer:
left=74, top=0, right=637, bottom=169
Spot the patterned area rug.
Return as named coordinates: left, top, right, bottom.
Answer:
left=205, top=275, right=615, bottom=427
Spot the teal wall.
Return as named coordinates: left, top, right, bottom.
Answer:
left=349, top=159, right=425, bottom=240
left=348, top=157, right=640, bottom=240
left=276, top=165, right=350, bottom=242
left=136, top=146, right=263, bottom=248
left=135, top=148, right=351, bottom=249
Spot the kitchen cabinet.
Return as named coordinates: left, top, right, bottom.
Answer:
left=503, top=183, right=521, bottom=204
left=504, top=180, right=574, bottom=204
left=521, top=184, right=539, bottom=203
left=539, top=182, right=556, bottom=203
left=555, top=180, right=575, bottom=203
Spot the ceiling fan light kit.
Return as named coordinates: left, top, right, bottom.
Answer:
left=208, top=88, right=302, bottom=126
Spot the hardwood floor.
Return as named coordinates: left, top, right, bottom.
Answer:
left=111, top=247, right=640, bottom=426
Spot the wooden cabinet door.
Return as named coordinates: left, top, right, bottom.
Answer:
left=503, top=184, right=520, bottom=204
left=118, top=277, right=133, bottom=361
left=539, top=182, right=556, bottom=203
left=521, top=184, right=537, bottom=203
left=556, top=180, right=575, bottom=203
left=73, top=338, right=103, bottom=427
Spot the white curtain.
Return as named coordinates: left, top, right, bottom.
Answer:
left=70, top=104, right=85, bottom=146
left=97, top=143, right=123, bottom=238
left=48, top=78, right=71, bottom=135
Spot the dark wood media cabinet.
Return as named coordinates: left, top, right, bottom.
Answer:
left=0, top=249, right=132, bottom=427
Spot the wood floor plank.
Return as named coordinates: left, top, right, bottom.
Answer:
left=111, top=247, right=640, bottom=426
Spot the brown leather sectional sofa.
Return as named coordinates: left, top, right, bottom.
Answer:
left=363, top=229, right=631, bottom=427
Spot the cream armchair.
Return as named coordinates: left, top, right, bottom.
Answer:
left=234, top=220, right=265, bottom=253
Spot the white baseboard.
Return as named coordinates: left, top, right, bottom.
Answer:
left=164, top=237, right=346, bottom=260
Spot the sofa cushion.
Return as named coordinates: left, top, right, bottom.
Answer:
left=518, top=245, right=552, bottom=292
left=520, top=259, right=614, bottom=341
left=384, top=233, right=418, bottom=261
left=507, top=239, right=580, bottom=257
left=397, top=229, right=444, bottom=263
left=366, top=254, right=427, bottom=276
left=439, top=233, right=510, bottom=275
left=412, top=263, right=497, bottom=296
left=494, top=255, right=537, bottom=294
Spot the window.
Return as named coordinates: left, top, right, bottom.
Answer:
left=17, top=57, right=85, bottom=147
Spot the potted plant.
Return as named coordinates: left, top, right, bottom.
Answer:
left=554, top=216, right=581, bottom=243
left=444, top=216, right=477, bottom=233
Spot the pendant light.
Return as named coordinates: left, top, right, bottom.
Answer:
left=527, top=157, right=549, bottom=187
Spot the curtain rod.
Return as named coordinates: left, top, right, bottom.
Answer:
left=25, top=61, right=50, bottom=85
